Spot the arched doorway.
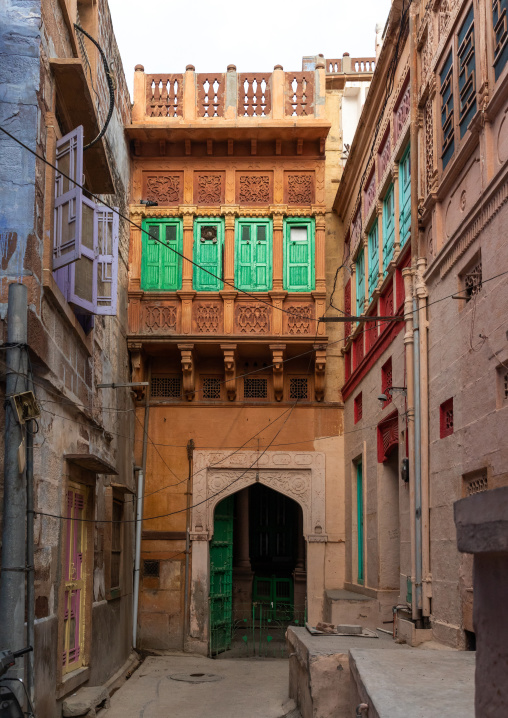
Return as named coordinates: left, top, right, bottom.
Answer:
left=210, top=485, right=306, bottom=656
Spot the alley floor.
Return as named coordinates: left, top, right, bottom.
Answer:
left=102, top=654, right=294, bottom=718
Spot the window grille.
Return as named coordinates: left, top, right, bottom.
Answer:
left=244, top=377, right=268, bottom=399
left=151, top=375, right=181, bottom=398
left=289, top=377, right=308, bottom=400
left=466, top=474, right=488, bottom=496
left=143, top=559, right=160, bottom=577
left=203, top=376, right=222, bottom=399
left=381, top=358, right=393, bottom=405
left=458, top=6, right=476, bottom=137
left=440, top=398, right=454, bottom=438
left=493, top=0, right=508, bottom=80
left=464, top=261, right=482, bottom=301
left=354, top=393, right=363, bottom=423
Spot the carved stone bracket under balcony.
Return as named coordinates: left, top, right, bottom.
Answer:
left=178, top=343, right=195, bottom=401
left=130, top=342, right=146, bottom=401
left=270, top=344, right=286, bottom=402
left=314, top=345, right=327, bottom=402
left=221, top=343, right=237, bottom=401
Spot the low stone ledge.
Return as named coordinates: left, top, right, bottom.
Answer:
left=454, top=486, right=508, bottom=554
left=62, top=686, right=110, bottom=718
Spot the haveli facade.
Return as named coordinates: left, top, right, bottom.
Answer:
left=336, top=0, right=508, bottom=649
left=126, top=56, right=374, bottom=652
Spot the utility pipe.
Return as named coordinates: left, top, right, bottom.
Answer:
left=26, top=414, right=35, bottom=708
left=133, top=363, right=151, bottom=649
left=183, top=439, right=195, bottom=648
left=413, top=297, right=423, bottom=616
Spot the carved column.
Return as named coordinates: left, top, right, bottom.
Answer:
left=315, top=212, right=326, bottom=292
left=272, top=213, right=284, bottom=291
left=181, top=209, right=196, bottom=290
left=223, top=210, right=237, bottom=286
left=362, top=233, right=369, bottom=312
left=270, top=344, right=286, bottom=402
left=392, top=163, right=400, bottom=256
left=376, top=200, right=384, bottom=288
left=314, top=345, right=326, bottom=401
left=269, top=291, right=286, bottom=335
left=221, top=344, right=237, bottom=401
left=178, top=344, right=195, bottom=401
left=129, top=210, right=143, bottom=291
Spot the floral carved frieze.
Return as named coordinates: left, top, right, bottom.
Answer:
left=144, top=304, right=177, bottom=333
left=236, top=304, right=271, bottom=333
left=286, top=174, right=314, bottom=204
left=287, top=305, right=312, bottom=334
left=191, top=450, right=326, bottom=541
left=145, top=175, right=182, bottom=204
left=196, top=304, right=220, bottom=332
left=238, top=174, right=271, bottom=204
left=197, top=174, right=223, bottom=204
left=394, top=84, right=410, bottom=145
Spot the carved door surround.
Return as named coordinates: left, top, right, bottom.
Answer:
left=190, top=450, right=326, bottom=542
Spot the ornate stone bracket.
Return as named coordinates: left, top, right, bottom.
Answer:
left=178, top=343, right=195, bottom=401
left=129, top=342, right=146, bottom=401
left=221, top=343, right=237, bottom=401
left=314, top=345, right=326, bottom=402
left=270, top=344, right=286, bottom=402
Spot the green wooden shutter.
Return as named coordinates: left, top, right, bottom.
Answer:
left=356, top=248, right=365, bottom=315
left=193, top=218, right=224, bottom=291
left=235, top=219, right=272, bottom=291
left=283, top=218, right=315, bottom=292
left=141, top=219, right=182, bottom=291
left=382, top=185, right=395, bottom=275
left=368, top=223, right=379, bottom=300
left=399, top=146, right=411, bottom=248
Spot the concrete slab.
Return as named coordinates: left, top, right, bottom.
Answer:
left=102, top=654, right=291, bottom=718
left=349, top=649, right=475, bottom=718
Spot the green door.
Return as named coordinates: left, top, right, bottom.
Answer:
left=141, top=219, right=182, bottom=291
left=283, top=218, right=315, bottom=292
left=209, top=496, right=234, bottom=655
left=235, top=219, right=272, bottom=291
left=193, top=217, right=224, bottom=291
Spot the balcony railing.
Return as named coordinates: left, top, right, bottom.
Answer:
left=325, top=56, right=376, bottom=74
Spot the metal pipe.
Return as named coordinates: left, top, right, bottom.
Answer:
left=0, top=284, right=28, bottom=684
left=26, top=414, right=35, bottom=707
left=183, top=439, right=195, bottom=649
left=132, top=363, right=151, bottom=649
left=413, top=296, right=422, bottom=616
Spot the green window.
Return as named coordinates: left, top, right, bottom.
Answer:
left=357, top=461, right=364, bottom=584
left=399, top=145, right=411, bottom=248
left=493, top=0, right=508, bottom=80
left=440, top=51, right=454, bottom=169
left=458, top=6, right=476, bottom=138
left=235, top=219, right=272, bottom=291
left=368, top=223, right=379, bottom=300
left=141, top=218, right=183, bottom=291
left=193, top=217, right=225, bottom=291
left=356, top=248, right=365, bottom=315
left=382, top=184, right=395, bottom=275
left=283, top=218, right=315, bottom=292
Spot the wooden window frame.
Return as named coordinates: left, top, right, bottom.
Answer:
left=105, top=489, right=124, bottom=600
left=367, top=222, right=379, bottom=300
left=234, top=217, right=273, bottom=292
left=141, top=217, right=183, bottom=292
left=398, top=144, right=411, bottom=249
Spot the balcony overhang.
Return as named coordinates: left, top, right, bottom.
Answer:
left=65, top=452, right=118, bottom=475
left=50, top=58, right=114, bottom=194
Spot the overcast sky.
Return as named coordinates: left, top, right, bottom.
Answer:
left=108, top=0, right=392, bottom=97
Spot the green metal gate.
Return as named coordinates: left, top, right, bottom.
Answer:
left=209, top=496, right=234, bottom=656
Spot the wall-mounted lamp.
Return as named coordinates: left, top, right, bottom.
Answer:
left=378, top=386, right=407, bottom=405
left=140, top=199, right=158, bottom=207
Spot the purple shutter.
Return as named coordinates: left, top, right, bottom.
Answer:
left=93, top=206, right=119, bottom=316
left=53, top=126, right=84, bottom=270
left=66, top=195, right=96, bottom=314
left=53, top=265, right=70, bottom=300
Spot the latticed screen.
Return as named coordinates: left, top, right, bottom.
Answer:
left=151, top=375, right=181, bottom=398
left=289, top=377, right=308, bottom=400
left=464, top=261, right=482, bottom=301
left=143, top=559, right=160, bottom=577
left=203, top=376, right=221, bottom=399
left=244, top=377, right=268, bottom=399
left=466, top=473, right=488, bottom=496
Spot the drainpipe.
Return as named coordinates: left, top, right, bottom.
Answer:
left=26, top=413, right=35, bottom=708
left=416, top=259, right=431, bottom=617
left=413, top=296, right=423, bottom=617
left=184, top=439, right=195, bottom=648
left=133, top=362, right=151, bottom=649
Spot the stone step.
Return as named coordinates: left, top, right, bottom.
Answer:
left=324, top=590, right=383, bottom=630
left=62, top=686, right=110, bottom=718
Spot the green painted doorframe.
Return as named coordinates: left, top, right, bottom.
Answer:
left=209, top=496, right=234, bottom=655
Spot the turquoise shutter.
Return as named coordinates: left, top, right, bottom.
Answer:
left=356, top=249, right=365, bottom=315
left=235, top=219, right=272, bottom=291
left=193, top=218, right=224, bottom=291
left=368, top=223, right=379, bottom=300
left=382, top=185, right=395, bottom=275
left=284, top=219, right=314, bottom=292
left=141, top=220, right=182, bottom=291
left=399, top=146, right=411, bottom=248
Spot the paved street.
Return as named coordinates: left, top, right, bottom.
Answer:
left=103, top=655, right=293, bottom=718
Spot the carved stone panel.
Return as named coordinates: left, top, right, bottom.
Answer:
left=284, top=172, right=315, bottom=205
left=191, top=450, right=327, bottom=541
left=143, top=303, right=178, bottom=333
left=194, top=172, right=225, bottom=205
left=236, top=172, right=273, bottom=204
left=193, top=302, right=223, bottom=333
left=235, top=304, right=271, bottom=333
left=285, top=304, right=313, bottom=335
left=143, top=172, right=183, bottom=205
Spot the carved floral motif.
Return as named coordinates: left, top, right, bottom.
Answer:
left=287, top=175, right=313, bottom=204
left=364, top=173, right=376, bottom=217
left=420, top=20, right=434, bottom=87
left=236, top=304, right=270, bottom=333
left=425, top=98, right=434, bottom=195
left=239, top=175, right=270, bottom=203
left=287, top=305, right=312, bottom=334
left=394, top=85, right=410, bottom=145
left=197, top=174, right=222, bottom=204
left=146, top=176, right=181, bottom=204
left=144, top=305, right=177, bottom=333
left=378, top=133, right=391, bottom=180
left=439, top=0, right=459, bottom=40
left=196, top=304, right=220, bottom=332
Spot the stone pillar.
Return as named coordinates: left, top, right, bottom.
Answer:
left=225, top=64, right=237, bottom=119
left=272, top=65, right=285, bottom=120
left=293, top=509, right=307, bottom=614
left=272, top=212, right=284, bottom=290
left=362, top=232, right=369, bottom=312
left=183, top=65, right=197, bottom=122
left=132, top=64, right=145, bottom=122
left=181, top=210, right=195, bottom=290
left=315, top=213, right=326, bottom=292
left=223, top=211, right=236, bottom=285
left=455, top=487, right=508, bottom=717
left=233, top=488, right=253, bottom=614
left=306, top=539, right=326, bottom=626
left=187, top=535, right=210, bottom=655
